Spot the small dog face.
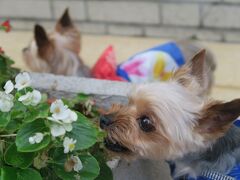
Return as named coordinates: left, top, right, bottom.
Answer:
left=23, top=9, right=89, bottom=76
left=101, top=50, right=240, bottom=161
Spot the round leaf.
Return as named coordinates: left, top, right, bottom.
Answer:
left=53, top=149, right=100, bottom=180
left=24, top=103, right=49, bottom=123
left=79, top=154, right=101, bottom=180
left=1, top=167, right=17, bottom=180
left=17, top=168, right=42, bottom=180
left=1, top=167, right=42, bottom=180
left=66, top=113, right=99, bottom=150
left=0, top=112, right=11, bottom=128
left=4, top=143, right=35, bottom=168
left=16, top=120, right=50, bottom=152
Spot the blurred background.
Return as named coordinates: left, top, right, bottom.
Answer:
left=0, top=0, right=240, bottom=101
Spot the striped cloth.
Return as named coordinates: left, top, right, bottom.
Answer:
left=201, top=170, right=235, bottom=180
left=172, top=119, right=240, bottom=180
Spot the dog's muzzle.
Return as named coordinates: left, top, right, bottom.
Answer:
left=104, top=138, right=131, bottom=153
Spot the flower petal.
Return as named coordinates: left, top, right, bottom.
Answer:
left=0, top=92, right=14, bottom=112
left=63, top=123, right=73, bottom=132
left=34, top=132, right=44, bottom=143
left=50, top=123, right=66, bottom=137
left=15, top=72, right=31, bottom=90
left=18, top=92, right=33, bottom=106
left=31, top=90, right=42, bottom=106
left=4, top=80, right=14, bottom=94
left=29, top=137, right=35, bottom=144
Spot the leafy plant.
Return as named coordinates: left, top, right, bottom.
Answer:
left=0, top=54, right=113, bottom=180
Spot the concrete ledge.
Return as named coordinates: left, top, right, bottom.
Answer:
left=30, top=72, right=132, bottom=96
left=30, top=72, right=133, bottom=108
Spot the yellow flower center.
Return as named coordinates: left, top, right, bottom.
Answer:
left=55, top=107, right=60, bottom=113
left=69, top=143, right=75, bottom=151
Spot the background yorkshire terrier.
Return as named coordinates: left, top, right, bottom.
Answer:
left=22, top=9, right=216, bottom=86
left=22, top=9, right=90, bottom=77
left=100, top=50, right=240, bottom=179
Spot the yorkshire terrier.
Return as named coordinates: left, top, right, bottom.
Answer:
left=22, top=9, right=90, bottom=76
left=100, top=50, right=240, bottom=179
left=22, top=8, right=216, bottom=84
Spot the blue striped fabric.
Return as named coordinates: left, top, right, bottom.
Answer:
left=200, top=170, right=235, bottom=180
left=173, top=119, right=240, bottom=180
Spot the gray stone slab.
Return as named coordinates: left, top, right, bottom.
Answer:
left=53, top=0, right=86, bottom=20
left=162, top=3, right=200, bottom=27
left=0, top=0, right=52, bottom=19
left=87, top=1, right=160, bottom=24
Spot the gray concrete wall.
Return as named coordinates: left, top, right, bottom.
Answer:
left=2, top=0, right=240, bottom=42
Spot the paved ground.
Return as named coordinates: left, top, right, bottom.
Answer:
left=1, top=31, right=240, bottom=101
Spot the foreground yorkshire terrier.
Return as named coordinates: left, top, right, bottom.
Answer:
left=22, top=9, right=90, bottom=76
left=100, top=50, right=240, bottom=179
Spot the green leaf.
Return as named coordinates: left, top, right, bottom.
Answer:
left=4, top=119, right=21, bottom=133
left=4, top=143, right=35, bottom=168
left=64, top=93, right=90, bottom=108
left=79, top=154, right=100, bottom=180
left=53, top=149, right=100, bottom=180
left=16, top=120, right=50, bottom=152
left=1, top=167, right=42, bottom=180
left=24, top=103, right=49, bottom=123
left=66, top=112, right=99, bottom=150
left=17, top=168, right=42, bottom=180
left=0, top=112, right=11, bottom=128
left=1, top=166, right=17, bottom=180
left=94, top=152, right=113, bottom=180
left=11, top=101, right=26, bottom=119
left=95, top=161, right=113, bottom=180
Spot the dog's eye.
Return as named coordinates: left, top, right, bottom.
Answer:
left=138, top=116, right=155, bottom=132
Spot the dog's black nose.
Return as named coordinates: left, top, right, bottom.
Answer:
left=100, top=115, right=113, bottom=129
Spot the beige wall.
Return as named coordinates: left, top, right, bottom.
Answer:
left=2, top=0, right=240, bottom=42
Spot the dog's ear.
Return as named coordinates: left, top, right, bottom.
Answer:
left=55, top=8, right=73, bottom=33
left=173, top=50, right=207, bottom=96
left=34, top=24, right=53, bottom=60
left=196, top=99, right=240, bottom=139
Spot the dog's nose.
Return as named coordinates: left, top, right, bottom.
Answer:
left=100, top=115, right=113, bottom=129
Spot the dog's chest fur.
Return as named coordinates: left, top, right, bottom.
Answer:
left=174, top=125, right=240, bottom=177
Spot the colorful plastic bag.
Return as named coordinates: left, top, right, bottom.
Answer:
left=117, top=42, right=185, bottom=83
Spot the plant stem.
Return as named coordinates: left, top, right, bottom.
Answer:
left=0, top=134, right=17, bottom=137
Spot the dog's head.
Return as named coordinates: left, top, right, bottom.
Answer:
left=100, top=50, right=240, bottom=161
left=22, top=9, right=86, bottom=76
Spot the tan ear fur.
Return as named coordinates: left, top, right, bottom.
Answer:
left=196, top=99, right=240, bottom=139
left=55, top=8, right=74, bottom=33
left=173, top=49, right=206, bottom=96
left=34, top=24, right=54, bottom=60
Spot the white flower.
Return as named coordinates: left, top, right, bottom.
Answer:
left=0, top=92, right=14, bottom=112
left=28, top=132, right=44, bottom=144
left=70, top=156, right=83, bottom=172
left=50, top=122, right=73, bottom=137
left=61, top=109, right=78, bottom=123
left=50, top=99, right=69, bottom=120
left=15, top=72, right=31, bottom=90
left=63, top=137, right=77, bottom=153
left=4, top=80, right=14, bottom=94
left=31, top=90, right=42, bottom=105
left=48, top=99, right=77, bottom=137
left=18, top=90, right=41, bottom=106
